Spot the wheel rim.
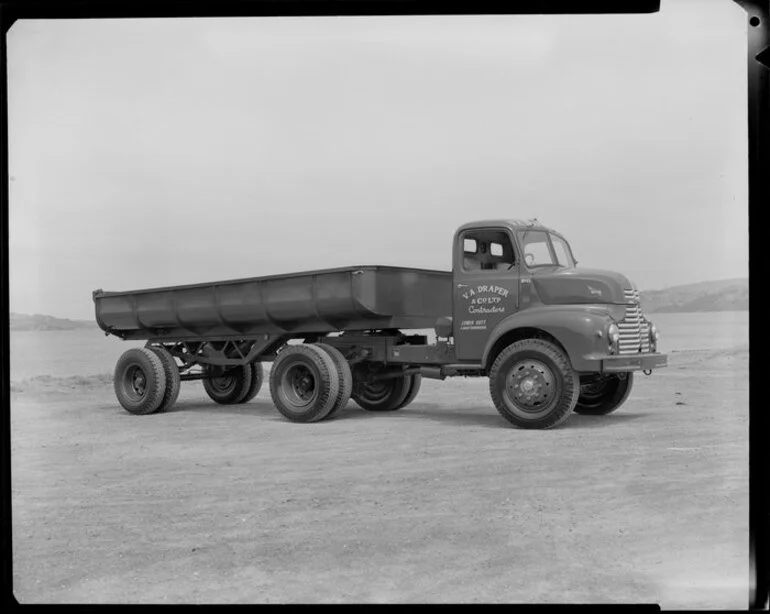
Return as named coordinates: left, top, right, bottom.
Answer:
left=208, top=373, right=237, bottom=395
left=358, top=380, right=394, bottom=404
left=123, top=364, right=148, bottom=401
left=281, top=364, right=318, bottom=408
left=504, top=359, right=556, bottom=416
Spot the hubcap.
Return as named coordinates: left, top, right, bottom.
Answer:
left=282, top=364, right=317, bottom=406
left=127, top=366, right=147, bottom=398
left=505, top=359, right=555, bottom=412
left=210, top=374, right=236, bottom=393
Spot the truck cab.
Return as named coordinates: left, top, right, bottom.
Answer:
left=450, top=219, right=665, bottom=378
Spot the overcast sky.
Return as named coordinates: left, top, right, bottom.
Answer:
left=8, top=0, right=748, bottom=320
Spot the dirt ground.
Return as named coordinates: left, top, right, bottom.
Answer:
left=10, top=347, right=749, bottom=607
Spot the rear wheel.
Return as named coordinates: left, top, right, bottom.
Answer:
left=269, top=344, right=340, bottom=423
left=146, top=345, right=181, bottom=412
left=352, top=365, right=412, bottom=412
left=315, top=343, right=353, bottom=418
left=488, top=338, right=579, bottom=429
left=203, top=365, right=253, bottom=405
left=114, top=348, right=167, bottom=415
left=238, top=362, right=265, bottom=403
left=574, top=373, right=634, bottom=415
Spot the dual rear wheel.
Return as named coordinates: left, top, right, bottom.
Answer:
left=203, top=362, right=264, bottom=405
left=268, top=344, right=345, bottom=423
left=114, top=346, right=264, bottom=415
left=351, top=367, right=422, bottom=412
left=268, top=345, right=422, bottom=422
left=113, top=346, right=183, bottom=415
left=113, top=348, right=169, bottom=415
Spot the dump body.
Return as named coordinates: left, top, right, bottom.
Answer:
left=94, top=266, right=453, bottom=340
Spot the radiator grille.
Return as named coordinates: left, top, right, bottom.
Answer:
left=618, top=288, right=651, bottom=355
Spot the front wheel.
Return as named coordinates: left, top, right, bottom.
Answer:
left=574, top=373, right=634, bottom=415
left=488, top=338, right=579, bottom=429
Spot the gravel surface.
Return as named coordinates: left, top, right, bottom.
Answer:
left=11, top=347, right=749, bottom=607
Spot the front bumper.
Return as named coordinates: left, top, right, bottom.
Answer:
left=601, top=352, right=668, bottom=373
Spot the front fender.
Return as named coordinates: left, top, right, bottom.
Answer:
left=482, top=305, right=614, bottom=372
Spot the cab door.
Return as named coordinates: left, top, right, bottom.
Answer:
left=453, top=228, right=520, bottom=361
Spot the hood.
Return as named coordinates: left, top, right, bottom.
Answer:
left=531, top=267, right=634, bottom=305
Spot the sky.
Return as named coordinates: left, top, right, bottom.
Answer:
left=8, top=0, right=749, bottom=320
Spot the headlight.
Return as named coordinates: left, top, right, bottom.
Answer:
left=648, top=322, right=659, bottom=351
left=607, top=322, right=620, bottom=354
left=649, top=323, right=659, bottom=342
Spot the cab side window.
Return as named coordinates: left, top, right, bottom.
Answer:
left=463, top=238, right=481, bottom=270
left=461, top=230, right=516, bottom=272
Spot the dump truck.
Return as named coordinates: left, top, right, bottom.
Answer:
left=93, top=219, right=667, bottom=429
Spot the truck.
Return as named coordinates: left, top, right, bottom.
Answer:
left=93, top=219, right=668, bottom=429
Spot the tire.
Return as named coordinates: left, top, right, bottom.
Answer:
left=314, top=343, right=353, bottom=418
left=352, top=365, right=412, bottom=412
left=146, top=345, right=181, bottom=412
left=238, top=362, right=265, bottom=403
left=488, top=338, right=579, bottom=429
left=113, top=348, right=168, bottom=415
left=269, top=344, right=340, bottom=423
left=203, top=364, right=253, bottom=405
left=574, top=373, right=634, bottom=415
left=394, top=374, right=422, bottom=410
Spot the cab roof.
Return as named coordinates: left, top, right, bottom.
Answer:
left=455, top=219, right=557, bottom=235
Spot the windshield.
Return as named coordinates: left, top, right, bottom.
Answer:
left=518, top=230, right=576, bottom=268
left=550, top=234, right=576, bottom=268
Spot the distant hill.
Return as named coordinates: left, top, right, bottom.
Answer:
left=640, top=278, right=748, bottom=313
left=10, top=313, right=96, bottom=331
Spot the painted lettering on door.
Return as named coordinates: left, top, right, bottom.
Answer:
left=458, top=285, right=510, bottom=330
